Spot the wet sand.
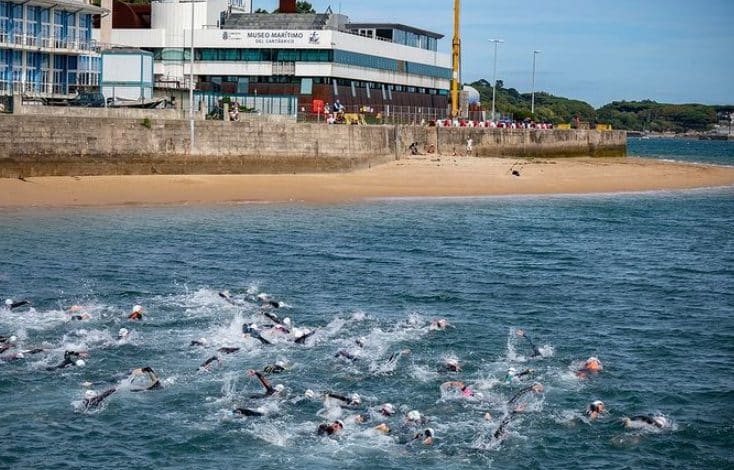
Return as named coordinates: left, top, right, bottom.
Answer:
left=1, top=156, right=733, bottom=208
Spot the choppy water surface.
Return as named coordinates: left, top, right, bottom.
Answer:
left=629, top=137, right=734, bottom=166
left=2, top=182, right=734, bottom=468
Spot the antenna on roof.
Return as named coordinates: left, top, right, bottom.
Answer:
left=325, top=5, right=333, bottom=14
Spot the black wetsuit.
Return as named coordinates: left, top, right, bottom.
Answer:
left=199, top=356, right=220, bottom=370
left=217, top=347, right=240, bottom=354
left=47, top=351, right=82, bottom=370
left=234, top=408, right=265, bottom=417
left=507, top=385, right=537, bottom=407
left=493, top=412, right=519, bottom=440
left=520, top=334, right=542, bottom=358
left=5, top=300, right=30, bottom=310
left=262, top=311, right=281, bottom=323
left=317, top=423, right=339, bottom=436
left=130, top=367, right=162, bottom=391
left=325, top=391, right=359, bottom=407
left=295, top=330, right=316, bottom=344
left=249, top=371, right=277, bottom=398
left=263, top=364, right=286, bottom=374
left=242, top=324, right=271, bottom=345
left=629, top=415, right=664, bottom=428
left=218, top=292, right=236, bottom=305
left=335, top=349, right=358, bottom=361
left=190, top=340, right=207, bottom=347
left=84, top=388, right=116, bottom=409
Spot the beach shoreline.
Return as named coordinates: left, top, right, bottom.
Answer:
left=1, top=156, right=733, bottom=209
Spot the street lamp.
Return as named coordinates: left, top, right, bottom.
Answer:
left=489, top=39, right=503, bottom=121
left=531, top=50, right=541, bottom=116
left=189, top=0, right=195, bottom=152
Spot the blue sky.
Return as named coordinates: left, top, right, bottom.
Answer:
left=258, top=0, right=734, bottom=107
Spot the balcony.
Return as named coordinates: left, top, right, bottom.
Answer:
left=0, top=32, right=102, bottom=55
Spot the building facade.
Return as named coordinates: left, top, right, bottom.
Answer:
left=96, top=0, right=452, bottom=115
left=0, top=0, right=104, bottom=98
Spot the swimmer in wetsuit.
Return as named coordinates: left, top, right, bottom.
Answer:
left=198, top=356, right=220, bottom=371
left=129, top=367, right=162, bottom=391
left=586, top=400, right=606, bottom=420
left=242, top=323, right=271, bottom=345
left=515, top=329, right=542, bottom=358
left=217, top=347, right=240, bottom=355
left=492, top=411, right=519, bottom=441
left=263, top=360, right=287, bottom=374
left=218, top=291, right=236, bottom=305
left=408, top=428, right=434, bottom=446
left=246, top=370, right=284, bottom=398
left=233, top=407, right=265, bottom=417
left=443, top=358, right=461, bottom=372
left=317, top=420, right=344, bottom=436
left=294, top=329, right=316, bottom=344
left=504, top=367, right=535, bottom=384
left=4, top=299, right=31, bottom=310
left=623, top=415, right=669, bottom=429
left=576, top=357, right=603, bottom=379
left=47, top=350, right=88, bottom=370
left=83, top=388, right=117, bottom=410
left=507, top=383, right=544, bottom=411
left=128, top=305, right=144, bottom=321
left=325, top=391, right=361, bottom=407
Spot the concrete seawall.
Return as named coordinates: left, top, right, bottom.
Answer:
left=0, top=115, right=626, bottom=177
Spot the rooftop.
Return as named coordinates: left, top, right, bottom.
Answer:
left=346, top=23, right=444, bottom=40
left=222, top=13, right=332, bottom=31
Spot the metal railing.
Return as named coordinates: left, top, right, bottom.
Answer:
left=0, top=33, right=102, bottom=54
left=298, top=104, right=448, bottom=125
left=195, top=91, right=298, bottom=117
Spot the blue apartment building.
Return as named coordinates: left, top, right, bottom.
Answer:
left=0, top=0, right=104, bottom=98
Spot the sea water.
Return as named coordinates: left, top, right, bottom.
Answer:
left=0, top=139, right=732, bottom=469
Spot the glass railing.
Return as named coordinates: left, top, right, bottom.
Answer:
left=0, top=33, right=102, bottom=53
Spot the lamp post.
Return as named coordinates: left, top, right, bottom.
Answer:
left=189, top=0, right=196, bottom=152
left=531, top=50, right=540, bottom=116
left=489, top=39, right=503, bottom=121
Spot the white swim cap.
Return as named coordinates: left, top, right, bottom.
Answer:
left=446, top=358, right=459, bottom=366
left=292, top=328, right=303, bottom=338
left=592, top=400, right=604, bottom=407
left=653, top=416, right=668, bottom=428
left=132, top=305, right=143, bottom=313
left=283, top=317, right=292, bottom=327
left=5, top=299, right=12, bottom=306
left=84, top=390, right=98, bottom=400
left=250, top=323, right=258, bottom=330
left=118, top=328, right=129, bottom=338
left=257, top=293, right=269, bottom=301
left=508, top=367, right=517, bottom=374
left=9, top=335, right=17, bottom=343
left=407, top=410, right=421, bottom=421
left=274, top=384, right=285, bottom=393
left=275, top=360, right=286, bottom=368
left=199, top=337, right=208, bottom=345
left=350, top=393, right=361, bottom=405
left=425, top=428, right=435, bottom=437
left=304, top=389, right=316, bottom=399
left=76, top=359, right=86, bottom=367
left=16, top=352, right=24, bottom=359
left=381, top=403, right=395, bottom=415
left=335, top=420, right=344, bottom=427
left=475, top=392, right=485, bottom=400
left=221, top=290, right=230, bottom=297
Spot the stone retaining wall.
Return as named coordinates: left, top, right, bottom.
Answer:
left=0, top=115, right=626, bottom=177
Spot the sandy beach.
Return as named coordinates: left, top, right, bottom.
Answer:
left=1, top=156, right=733, bottom=208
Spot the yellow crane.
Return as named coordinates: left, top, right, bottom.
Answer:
left=451, top=0, right=461, bottom=117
